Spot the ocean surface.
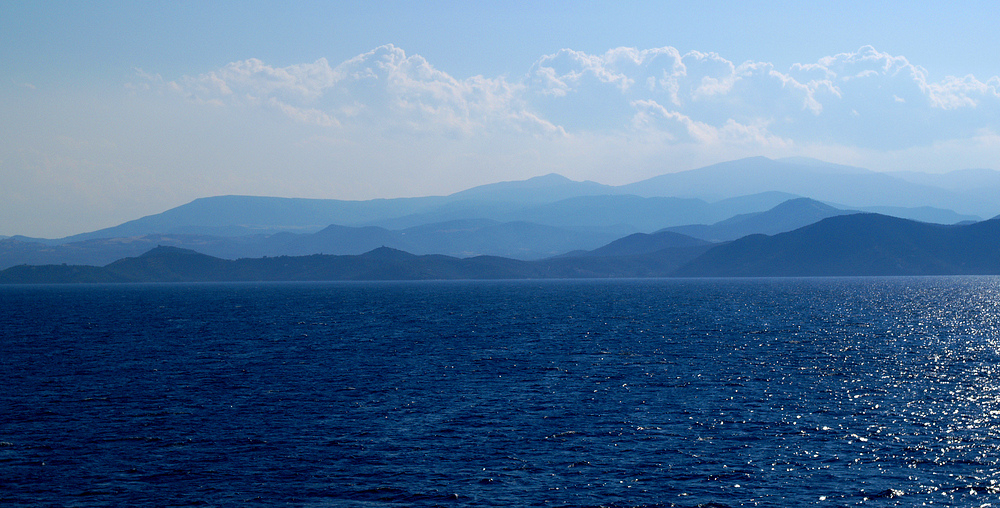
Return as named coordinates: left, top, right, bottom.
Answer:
left=3, top=278, right=1000, bottom=507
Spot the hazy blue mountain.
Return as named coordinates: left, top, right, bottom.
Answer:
left=6, top=235, right=65, bottom=246
left=394, top=220, right=621, bottom=258
left=369, top=192, right=794, bottom=233
left=68, top=173, right=617, bottom=242
left=260, top=219, right=623, bottom=260
left=620, top=156, right=989, bottom=217
left=674, top=214, right=1000, bottom=277
left=856, top=206, right=981, bottom=224
left=14, top=156, right=999, bottom=252
left=363, top=200, right=540, bottom=230
left=886, top=167, right=1000, bottom=192
left=773, top=156, right=873, bottom=173
left=263, top=224, right=401, bottom=256
left=884, top=168, right=1000, bottom=219
left=660, top=198, right=857, bottom=242
left=0, top=234, right=267, bottom=270
left=24, top=157, right=855, bottom=243
left=54, top=195, right=452, bottom=243
left=507, top=195, right=729, bottom=231
left=706, top=191, right=802, bottom=219
left=619, top=156, right=873, bottom=199
left=375, top=194, right=743, bottom=233
left=2, top=188, right=827, bottom=269
left=0, top=218, right=629, bottom=270
left=9, top=212, right=1000, bottom=282
left=445, top=173, right=617, bottom=202
left=365, top=174, right=622, bottom=229
left=44, top=174, right=620, bottom=243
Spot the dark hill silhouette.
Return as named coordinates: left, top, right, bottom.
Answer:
left=96, top=246, right=548, bottom=282
left=0, top=264, right=128, bottom=284
left=0, top=241, right=708, bottom=283
left=567, top=231, right=711, bottom=258
left=106, top=245, right=234, bottom=282
left=674, top=214, right=1000, bottom=277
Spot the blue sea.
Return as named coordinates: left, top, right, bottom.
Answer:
left=3, top=278, right=1000, bottom=507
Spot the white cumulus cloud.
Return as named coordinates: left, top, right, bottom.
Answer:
left=145, top=44, right=1000, bottom=153
left=118, top=43, right=1000, bottom=196
left=158, top=45, right=558, bottom=136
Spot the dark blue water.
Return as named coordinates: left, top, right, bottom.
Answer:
left=3, top=278, right=1000, bottom=507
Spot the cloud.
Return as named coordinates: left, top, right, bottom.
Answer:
left=526, top=46, right=846, bottom=135
left=143, top=44, right=1000, bottom=154
left=156, top=45, right=558, bottom=137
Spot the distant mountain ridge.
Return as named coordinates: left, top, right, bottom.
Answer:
left=1, top=192, right=990, bottom=270
left=660, top=198, right=856, bottom=242
left=0, top=242, right=709, bottom=283
left=5, top=156, right=999, bottom=272
left=445, top=173, right=616, bottom=202
left=51, top=194, right=451, bottom=242
left=0, top=196, right=831, bottom=269
left=17, top=156, right=997, bottom=245
left=6, top=213, right=1000, bottom=282
left=0, top=219, right=628, bottom=270
left=619, top=156, right=996, bottom=217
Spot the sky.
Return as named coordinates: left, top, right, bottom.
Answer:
left=3, top=1, right=1000, bottom=238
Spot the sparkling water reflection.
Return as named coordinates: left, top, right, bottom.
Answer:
left=2, top=277, right=1000, bottom=507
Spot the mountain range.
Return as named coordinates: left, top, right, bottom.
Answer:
left=0, top=196, right=866, bottom=269
left=658, top=198, right=855, bottom=242
left=3, top=156, right=998, bottom=276
left=5, top=212, right=1000, bottom=283
left=675, top=213, right=1000, bottom=277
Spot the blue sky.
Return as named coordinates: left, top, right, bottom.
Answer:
left=3, top=1, right=999, bottom=237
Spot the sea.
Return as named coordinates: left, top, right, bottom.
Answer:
left=3, top=277, right=1000, bottom=507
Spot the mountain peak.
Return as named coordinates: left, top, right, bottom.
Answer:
left=359, top=246, right=417, bottom=260
left=775, top=157, right=872, bottom=174
left=769, top=197, right=842, bottom=213
left=138, top=245, right=205, bottom=257
left=529, top=173, right=573, bottom=183
left=446, top=173, right=615, bottom=202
